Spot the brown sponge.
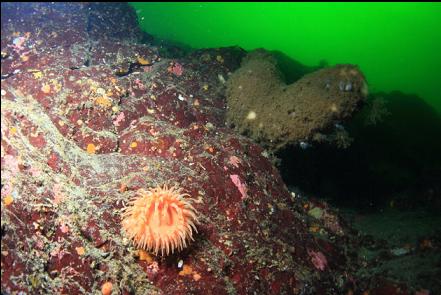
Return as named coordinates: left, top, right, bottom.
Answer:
left=226, top=49, right=368, bottom=151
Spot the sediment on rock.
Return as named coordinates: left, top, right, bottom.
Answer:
left=226, top=49, right=368, bottom=151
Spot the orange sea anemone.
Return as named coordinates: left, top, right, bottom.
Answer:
left=122, top=185, right=199, bottom=255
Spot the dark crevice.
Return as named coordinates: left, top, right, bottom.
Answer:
left=81, top=41, right=93, bottom=68
left=83, top=57, right=91, bottom=67
left=114, top=62, right=141, bottom=77
left=1, top=73, right=14, bottom=80
left=83, top=5, right=94, bottom=67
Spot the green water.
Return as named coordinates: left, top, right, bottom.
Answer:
left=130, top=2, right=441, bottom=113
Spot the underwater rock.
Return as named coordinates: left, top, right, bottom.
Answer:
left=226, top=49, right=368, bottom=151
left=2, top=2, right=419, bottom=295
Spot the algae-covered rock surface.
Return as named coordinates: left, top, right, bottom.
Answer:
left=0, top=3, right=358, bottom=294
left=1, top=3, right=424, bottom=295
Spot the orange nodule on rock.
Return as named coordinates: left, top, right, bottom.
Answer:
left=101, top=281, right=112, bottom=295
left=75, top=246, right=85, bottom=256
left=122, top=185, right=199, bottom=256
left=119, top=183, right=127, bottom=193
left=137, top=56, right=151, bottom=65
left=4, top=195, right=13, bottom=206
left=179, top=264, right=193, bottom=276
left=193, top=273, right=202, bottom=281
left=138, top=249, right=153, bottom=263
left=87, top=143, right=96, bottom=154
left=41, top=83, right=51, bottom=94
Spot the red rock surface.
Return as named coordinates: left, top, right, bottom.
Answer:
left=1, top=3, right=387, bottom=295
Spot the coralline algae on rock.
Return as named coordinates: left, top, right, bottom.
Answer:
left=2, top=3, right=366, bottom=294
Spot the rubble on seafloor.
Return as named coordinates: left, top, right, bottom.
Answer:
left=1, top=3, right=435, bottom=295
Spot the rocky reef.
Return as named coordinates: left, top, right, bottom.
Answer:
left=226, top=49, right=368, bottom=151
left=1, top=3, right=422, bottom=295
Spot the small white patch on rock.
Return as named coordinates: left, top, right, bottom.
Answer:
left=218, top=74, right=226, bottom=84
left=246, top=111, right=256, bottom=120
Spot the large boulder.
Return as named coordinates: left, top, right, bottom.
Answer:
left=2, top=3, right=366, bottom=294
